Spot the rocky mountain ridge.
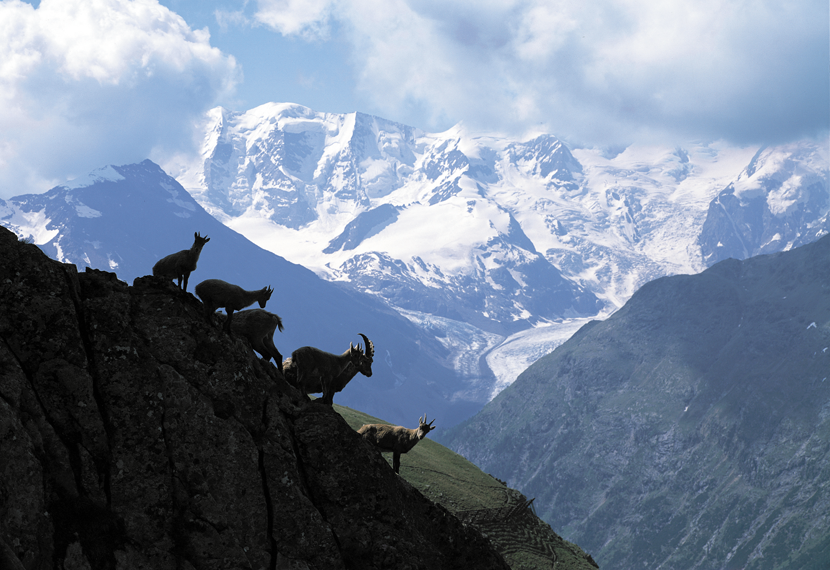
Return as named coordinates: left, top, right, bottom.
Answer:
left=441, top=235, right=830, bottom=569
left=0, top=225, right=510, bottom=570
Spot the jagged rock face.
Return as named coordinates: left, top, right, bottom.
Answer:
left=0, top=227, right=509, bottom=570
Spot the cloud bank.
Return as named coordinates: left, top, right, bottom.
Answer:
left=254, top=0, right=829, bottom=145
left=0, top=0, right=238, bottom=197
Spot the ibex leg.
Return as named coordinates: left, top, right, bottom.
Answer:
left=263, top=336, right=283, bottom=371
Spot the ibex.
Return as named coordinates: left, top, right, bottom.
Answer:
left=230, top=309, right=284, bottom=371
left=194, top=279, right=273, bottom=333
left=152, top=231, right=210, bottom=291
left=284, top=334, right=374, bottom=405
left=358, top=414, right=436, bottom=474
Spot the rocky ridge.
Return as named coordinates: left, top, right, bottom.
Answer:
left=441, top=235, right=830, bottom=569
left=0, top=226, right=509, bottom=570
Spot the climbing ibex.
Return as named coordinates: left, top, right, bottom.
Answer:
left=152, top=231, right=209, bottom=291
left=230, top=309, right=284, bottom=371
left=284, top=334, right=374, bottom=405
left=358, top=414, right=436, bottom=473
left=194, top=279, right=273, bottom=333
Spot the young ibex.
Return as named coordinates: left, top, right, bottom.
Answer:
left=194, top=279, right=273, bottom=333
left=284, top=334, right=374, bottom=405
left=358, top=414, right=436, bottom=474
left=230, top=309, right=284, bottom=371
left=152, top=232, right=210, bottom=291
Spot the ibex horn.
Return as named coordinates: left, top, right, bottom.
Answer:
left=359, top=333, right=373, bottom=357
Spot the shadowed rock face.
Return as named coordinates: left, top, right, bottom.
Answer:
left=442, top=234, right=830, bottom=570
left=0, top=227, right=509, bottom=570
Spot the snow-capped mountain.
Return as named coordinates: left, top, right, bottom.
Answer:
left=5, top=102, right=827, bottom=410
left=699, top=141, right=830, bottom=264
left=0, top=160, right=497, bottom=429
left=175, top=105, right=602, bottom=337
left=172, top=103, right=829, bottom=389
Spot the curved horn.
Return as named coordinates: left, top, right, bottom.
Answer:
left=359, top=333, right=374, bottom=357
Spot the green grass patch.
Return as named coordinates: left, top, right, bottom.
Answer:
left=334, top=402, right=599, bottom=570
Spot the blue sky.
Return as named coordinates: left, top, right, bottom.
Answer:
left=1, top=0, right=828, bottom=198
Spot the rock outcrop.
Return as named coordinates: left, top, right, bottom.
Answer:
left=0, top=226, right=509, bottom=570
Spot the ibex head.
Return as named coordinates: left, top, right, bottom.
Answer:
left=258, top=286, right=274, bottom=307
left=349, top=333, right=374, bottom=377
left=194, top=232, right=210, bottom=247
left=418, top=414, right=436, bottom=437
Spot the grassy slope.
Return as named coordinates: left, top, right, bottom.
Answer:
left=334, top=403, right=599, bottom=570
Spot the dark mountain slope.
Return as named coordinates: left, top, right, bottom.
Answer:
left=441, top=235, right=830, bottom=570
left=0, top=225, right=509, bottom=570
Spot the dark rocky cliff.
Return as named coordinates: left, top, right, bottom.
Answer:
left=0, top=226, right=509, bottom=570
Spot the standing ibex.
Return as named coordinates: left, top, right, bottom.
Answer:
left=358, top=414, right=436, bottom=473
left=194, top=279, right=273, bottom=333
left=230, top=309, right=285, bottom=371
left=284, top=334, right=374, bottom=405
left=152, top=232, right=210, bottom=291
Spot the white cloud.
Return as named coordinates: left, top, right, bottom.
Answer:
left=0, top=0, right=239, bottom=198
left=253, top=0, right=829, bottom=145
left=254, top=0, right=333, bottom=39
